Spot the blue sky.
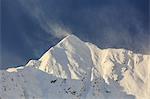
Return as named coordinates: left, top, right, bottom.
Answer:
left=1, top=0, right=149, bottom=69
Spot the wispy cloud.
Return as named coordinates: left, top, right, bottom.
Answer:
left=17, top=0, right=149, bottom=54
left=18, top=0, right=71, bottom=38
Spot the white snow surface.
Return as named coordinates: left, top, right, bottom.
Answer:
left=0, top=35, right=150, bottom=99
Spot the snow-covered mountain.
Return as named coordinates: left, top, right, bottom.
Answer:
left=0, top=35, right=150, bottom=99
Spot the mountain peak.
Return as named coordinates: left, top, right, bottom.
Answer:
left=56, top=34, right=82, bottom=46
left=38, top=34, right=93, bottom=79
left=63, top=34, right=80, bottom=40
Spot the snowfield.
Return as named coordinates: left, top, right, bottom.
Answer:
left=0, top=35, right=150, bottom=99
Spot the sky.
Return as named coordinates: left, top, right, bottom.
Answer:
left=1, top=0, right=149, bottom=69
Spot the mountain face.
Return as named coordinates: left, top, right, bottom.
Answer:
left=0, top=35, right=150, bottom=99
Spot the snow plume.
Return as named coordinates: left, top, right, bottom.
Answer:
left=18, top=0, right=71, bottom=38
left=50, top=23, right=71, bottom=38
left=17, top=0, right=149, bottom=54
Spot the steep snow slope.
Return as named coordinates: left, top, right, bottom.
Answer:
left=0, top=35, right=150, bottom=99
left=38, top=35, right=93, bottom=80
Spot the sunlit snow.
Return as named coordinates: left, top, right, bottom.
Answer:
left=0, top=35, right=149, bottom=99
